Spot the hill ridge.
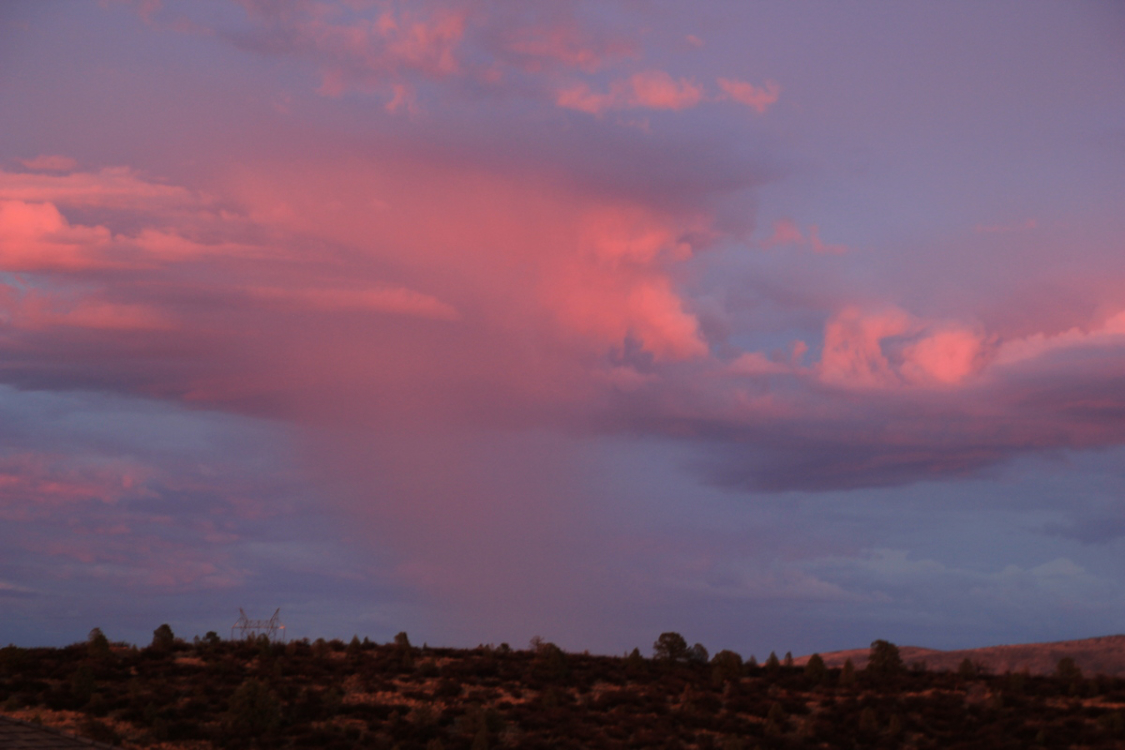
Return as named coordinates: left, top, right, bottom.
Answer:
left=796, top=633, right=1125, bottom=677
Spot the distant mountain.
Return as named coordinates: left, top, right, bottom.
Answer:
left=796, top=634, right=1125, bottom=677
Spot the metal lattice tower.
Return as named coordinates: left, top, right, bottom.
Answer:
left=230, top=608, right=287, bottom=642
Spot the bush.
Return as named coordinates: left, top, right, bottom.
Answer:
left=224, top=678, right=281, bottom=741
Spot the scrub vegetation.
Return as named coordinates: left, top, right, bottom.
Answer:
left=2, top=627, right=1124, bottom=749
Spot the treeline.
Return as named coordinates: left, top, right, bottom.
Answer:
left=1, top=626, right=1124, bottom=749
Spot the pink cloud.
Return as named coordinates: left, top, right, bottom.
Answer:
left=717, top=77, right=780, bottom=114
left=385, top=83, right=419, bottom=113
left=0, top=188, right=260, bottom=272
left=628, top=70, right=704, bottom=110
left=0, top=167, right=197, bottom=211
left=818, top=306, right=914, bottom=387
left=808, top=225, right=847, bottom=254
left=0, top=283, right=172, bottom=332
left=248, top=286, right=459, bottom=321
left=556, top=70, right=704, bottom=115
left=994, top=309, right=1125, bottom=367
left=503, top=23, right=637, bottom=73
left=762, top=218, right=848, bottom=254
left=237, top=1, right=467, bottom=96
left=578, top=206, right=692, bottom=264
left=555, top=82, right=617, bottom=114
left=900, top=328, right=989, bottom=385
left=763, top=217, right=804, bottom=246
left=0, top=453, right=148, bottom=516
left=817, top=307, right=991, bottom=388
left=18, top=155, right=78, bottom=172
left=0, top=149, right=1119, bottom=513
left=0, top=200, right=114, bottom=271
left=728, top=351, right=791, bottom=376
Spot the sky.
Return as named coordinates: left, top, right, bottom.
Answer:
left=1, top=0, right=1124, bottom=658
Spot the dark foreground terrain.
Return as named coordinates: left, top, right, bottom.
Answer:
left=2, top=629, right=1124, bottom=749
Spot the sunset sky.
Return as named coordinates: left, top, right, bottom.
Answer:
left=1, top=1, right=1124, bottom=657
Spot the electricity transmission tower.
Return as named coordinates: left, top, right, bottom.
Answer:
left=230, top=608, right=287, bottom=642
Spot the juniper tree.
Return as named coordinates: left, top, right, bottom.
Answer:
left=866, top=640, right=903, bottom=679
left=804, top=653, right=827, bottom=684
left=87, top=628, right=111, bottom=660
left=840, top=657, right=856, bottom=686
left=711, top=650, right=743, bottom=683
left=653, top=632, right=689, bottom=662
left=150, top=623, right=175, bottom=652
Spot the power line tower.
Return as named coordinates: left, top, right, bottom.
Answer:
left=231, top=608, right=286, bottom=643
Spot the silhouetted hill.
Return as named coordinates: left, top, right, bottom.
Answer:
left=4, top=631, right=1125, bottom=748
left=796, top=634, right=1125, bottom=677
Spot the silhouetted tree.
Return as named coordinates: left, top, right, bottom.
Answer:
left=840, top=658, right=856, bottom=686
left=711, top=650, right=743, bottom=683
left=1055, top=656, right=1082, bottom=682
left=625, top=647, right=647, bottom=675
left=653, top=632, right=689, bottom=662
left=783, top=651, right=794, bottom=668
left=87, top=628, right=111, bottom=660
left=533, top=641, right=568, bottom=680
left=687, top=643, right=709, bottom=664
left=866, top=640, right=903, bottom=679
left=858, top=706, right=878, bottom=735
left=958, top=657, right=977, bottom=679
left=224, top=678, right=281, bottom=741
left=71, top=665, right=96, bottom=706
left=804, top=653, right=827, bottom=684
left=765, top=702, right=787, bottom=736
left=151, top=623, right=175, bottom=652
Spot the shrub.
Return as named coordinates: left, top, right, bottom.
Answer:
left=224, top=678, right=281, bottom=741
